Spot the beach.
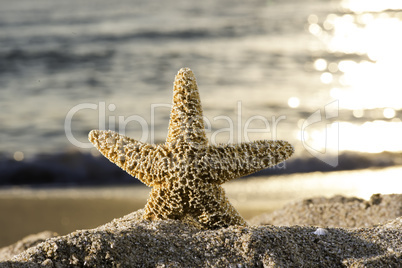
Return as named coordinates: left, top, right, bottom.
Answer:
left=1, top=191, right=401, bottom=266
left=1, top=0, right=402, bottom=265
left=1, top=166, right=401, bottom=248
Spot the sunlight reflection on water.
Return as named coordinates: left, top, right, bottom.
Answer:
left=304, top=1, right=402, bottom=154
left=225, top=166, right=402, bottom=214
left=301, top=120, right=402, bottom=153
left=310, top=10, right=402, bottom=110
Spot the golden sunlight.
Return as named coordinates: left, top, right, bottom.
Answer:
left=306, top=2, right=402, bottom=154
left=317, top=9, right=402, bottom=110
left=299, top=121, right=402, bottom=153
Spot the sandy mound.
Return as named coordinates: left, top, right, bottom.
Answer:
left=250, top=194, right=402, bottom=228
left=0, top=232, right=58, bottom=263
left=1, top=194, right=401, bottom=267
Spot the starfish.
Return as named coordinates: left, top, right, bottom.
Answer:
left=89, top=67, right=294, bottom=229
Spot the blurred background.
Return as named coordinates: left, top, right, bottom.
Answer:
left=1, top=0, right=402, bottom=247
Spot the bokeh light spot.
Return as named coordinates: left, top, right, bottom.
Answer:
left=320, top=72, right=333, bottom=84
left=308, top=14, right=319, bottom=24
left=353, top=109, right=364, bottom=118
left=13, top=151, right=24, bottom=161
left=309, top=24, right=322, bottom=36
left=383, top=108, right=396, bottom=119
left=328, top=62, right=339, bottom=73
left=314, top=59, right=327, bottom=71
left=288, top=97, right=300, bottom=108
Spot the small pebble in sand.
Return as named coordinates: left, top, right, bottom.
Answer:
left=313, top=227, right=328, bottom=236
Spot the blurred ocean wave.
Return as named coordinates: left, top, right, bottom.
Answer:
left=1, top=0, right=401, bottom=183
left=1, top=150, right=400, bottom=187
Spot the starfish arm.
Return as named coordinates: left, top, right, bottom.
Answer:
left=200, top=140, right=294, bottom=184
left=166, top=68, right=208, bottom=146
left=89, top=130, right=169, bottom=187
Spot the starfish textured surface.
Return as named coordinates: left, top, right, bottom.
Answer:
left=89, top=68, right=294, bottom=229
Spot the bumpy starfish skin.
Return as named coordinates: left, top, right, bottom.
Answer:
left=89, top=68, right=294, bottom=229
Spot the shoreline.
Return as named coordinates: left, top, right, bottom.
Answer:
left=1, top=166, right=402, bottom=248
left=1, top=196, right=401, bottom=266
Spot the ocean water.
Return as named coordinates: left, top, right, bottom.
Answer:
left=1, top=0, right=402, bottom=184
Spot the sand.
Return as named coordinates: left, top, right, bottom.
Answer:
left=250, top=194, right=402, bottom=227
left=0, top=232, right=58, bottom=263
left=1, top=194, right=401, bottom=267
